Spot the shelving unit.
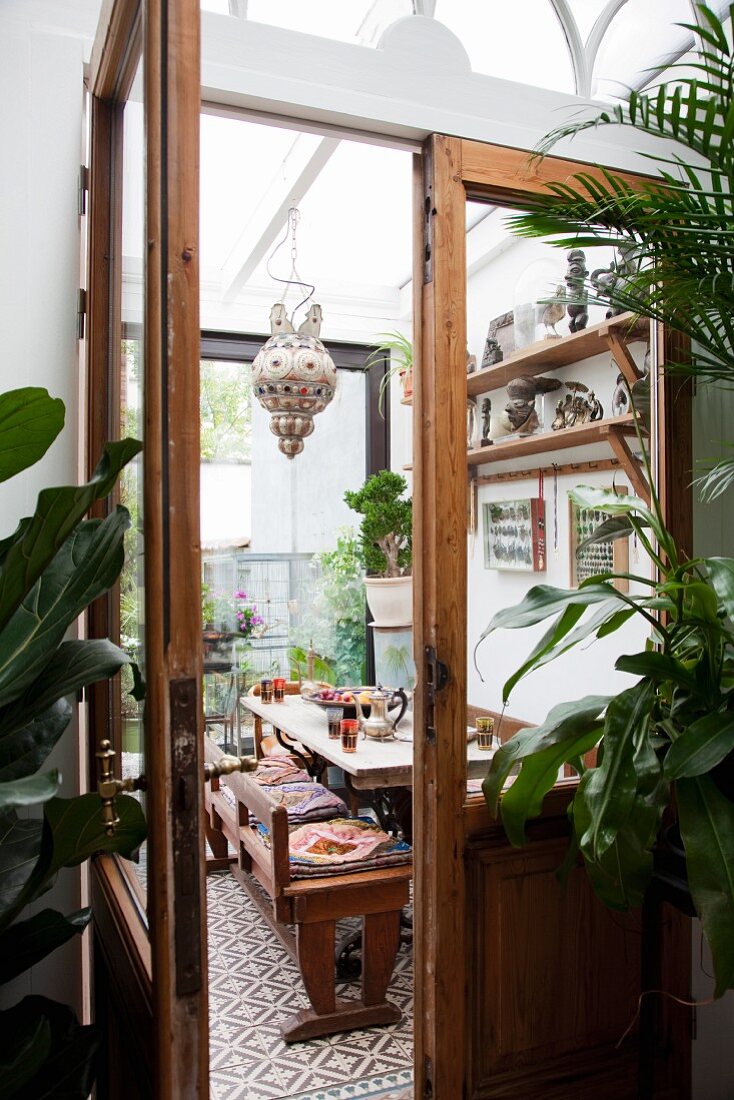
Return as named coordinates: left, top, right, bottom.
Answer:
left=468, top=413, right=649, bottom=502
left=467, top=310, right=648, bottom=396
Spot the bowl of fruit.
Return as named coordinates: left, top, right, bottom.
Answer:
left=305, top=686, right=407, bottom=724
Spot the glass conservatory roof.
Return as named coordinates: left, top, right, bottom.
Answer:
left=200, top=0, right=731, bottom=99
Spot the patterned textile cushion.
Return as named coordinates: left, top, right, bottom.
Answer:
left=254, top=816, right=412, bottom=879
left=252, top=754, right=310, bottom=786
left=466, top=778, right=484, bottom=795
left=251, top=782, right=348, bottom=825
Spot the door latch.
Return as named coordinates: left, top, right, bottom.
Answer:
left=424, top=646, right=450, bottom=744
left=95, top=739, right=147, bottom=836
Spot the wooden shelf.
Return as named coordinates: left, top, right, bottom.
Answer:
left=467, top=414, right=649, bottom=502
left=468, top=414, right=636, bottom=465
left=467, top=311, right=648, bottom=397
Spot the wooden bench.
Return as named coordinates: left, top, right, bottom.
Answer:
left=203, top=739, right=411, bottom=1043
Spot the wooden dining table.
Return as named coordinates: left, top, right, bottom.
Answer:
left=240, top=693, right=496, bottom=838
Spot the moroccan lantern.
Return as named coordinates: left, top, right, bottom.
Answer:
left=252, top=301, right=337, bottom=459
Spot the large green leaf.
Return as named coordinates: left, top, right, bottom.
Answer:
left=665, top=713, right=734, bottom=779
left=0, top=907, right=91, bottom=985
left=0, top=700, right=71, bottom=783
left=0, top=813, right=42, bottom=928
left=615, top=650, right=697, bottom=692
left=705, top=557, right=734, bottom=624
left=0, top=772, right=60, bottom=812
left=478, top=582, right=623, bottom=644
left=1, top=794, right=145, bottom=932
left=0, top=510, right=130, bottom=710
left=575, top=681, right=656, bottom=860
left=677, top=773, right=734, bottom=996
left=499, top=727, right=601, bottom=846
left=0, top=996, right=98, bottom=1100
left=503, top=601, right=632, bottom=701
left=482, top=694, right=610, bottom=815
left=0, top=439, right=140, bottom=634
left=0, top=389, right=64, bottom=484
left=0, top=1001, right=51, bottom=1099
left=0, top=640, right=129, bottom=755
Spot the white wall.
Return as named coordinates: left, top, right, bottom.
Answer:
left=0, top=0, right=99, bottom=1018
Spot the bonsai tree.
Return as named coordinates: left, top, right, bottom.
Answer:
left=0, top=387, right=145, bottom=1096
left=344, top=470, right=412, bottom=578
left=475, top=2, right=734, bottom=997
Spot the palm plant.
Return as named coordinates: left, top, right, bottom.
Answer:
left=506, top=2, right=734, bottom=499
left=474, top=3, right=734, bottom=997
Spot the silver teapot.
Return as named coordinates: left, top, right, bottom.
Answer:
left=354, top=685, right=407, bottom=740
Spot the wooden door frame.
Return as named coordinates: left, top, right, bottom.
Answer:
left=86, top=0, right=206, bottom=1096
left=413, top=135, right=692, bottom=1099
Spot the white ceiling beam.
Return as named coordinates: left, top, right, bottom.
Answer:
left=220, top=133, right=340, bottom=304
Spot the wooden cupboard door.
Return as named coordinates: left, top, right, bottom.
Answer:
left=87, top=1, right=207, bottom=1096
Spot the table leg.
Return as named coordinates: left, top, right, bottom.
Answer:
left=343, top=775, right=412, bottom=842
left=273, top=725, right=327, bottom=781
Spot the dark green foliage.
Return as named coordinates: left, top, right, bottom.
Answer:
left=344, top=470, right=412, bottom=578
left=0, top=387, right=144, bottom=1095
left=508, top=3, right=734, bottom=500
left=478, top=478, right=734, bottom=995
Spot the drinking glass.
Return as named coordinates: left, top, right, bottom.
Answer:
left=327, top=706, right=344, bottom=739
left=340, top=718, right=359, bottom=753
left=476, top=715, right=495, bottom=751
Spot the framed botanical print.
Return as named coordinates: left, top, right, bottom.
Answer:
left=569, top=488, right=629, bottom=592
left=483, top=497, right=546, bottom=572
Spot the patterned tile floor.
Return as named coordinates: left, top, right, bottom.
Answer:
left=208, top=872, right=414, bottom=1100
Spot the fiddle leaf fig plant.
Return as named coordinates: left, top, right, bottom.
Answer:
left=477, top=472, right=734, bottom=996
left=0, top=387, right=145, bottom=1097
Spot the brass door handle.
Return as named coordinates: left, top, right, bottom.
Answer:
left=204, top=754, right=257, bottom=782
left=95, top=739, right=147, bottom=836
left=96, top=740, right=257, bottom=834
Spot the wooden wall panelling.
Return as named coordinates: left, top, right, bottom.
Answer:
left=465, top=835, right=641, bottom=1099
left=413, top=134, right=469, bottom=1100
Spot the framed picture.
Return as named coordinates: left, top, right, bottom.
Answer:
left=483, top=497, right=546, bottom=572
left=569, top=488, right=629, bottom=592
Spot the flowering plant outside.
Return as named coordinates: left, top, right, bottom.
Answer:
left=234, top=589, right=266, bottom=641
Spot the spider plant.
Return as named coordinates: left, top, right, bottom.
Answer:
left=505, top=2, right=734, bottom=501
left=366, top=332, right=413, bottom=416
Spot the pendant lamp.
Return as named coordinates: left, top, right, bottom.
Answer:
left=252, top=209, right=337, bottom=459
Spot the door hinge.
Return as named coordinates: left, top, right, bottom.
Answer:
left=423, top=1055, right=433, bottom=1099
left=77, top=288, right=87, bottom=340
left=78, top=164, right=89, bottom=217
left=424, top=645, right=450, bottom=745
left=422, top=143, right=435, bottom=286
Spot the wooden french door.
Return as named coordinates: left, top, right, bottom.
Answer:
left=413, top=136, right=693, bottom=1099
left=86, top=1, right=206, bottom=1097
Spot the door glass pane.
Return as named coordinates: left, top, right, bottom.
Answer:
left=465, top=199, right=653, bottom=793
left=118, top=61, right=147, bottom=905
left=200, top=355, right=369, bottom=757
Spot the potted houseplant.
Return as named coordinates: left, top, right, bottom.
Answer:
left=0, top=386, right=146, bottom=1094
left=367, top=331, right=413, bottom=414
left=344, top=470, right=412, bottom=626
left=475, top=2, right=734, bottom=997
